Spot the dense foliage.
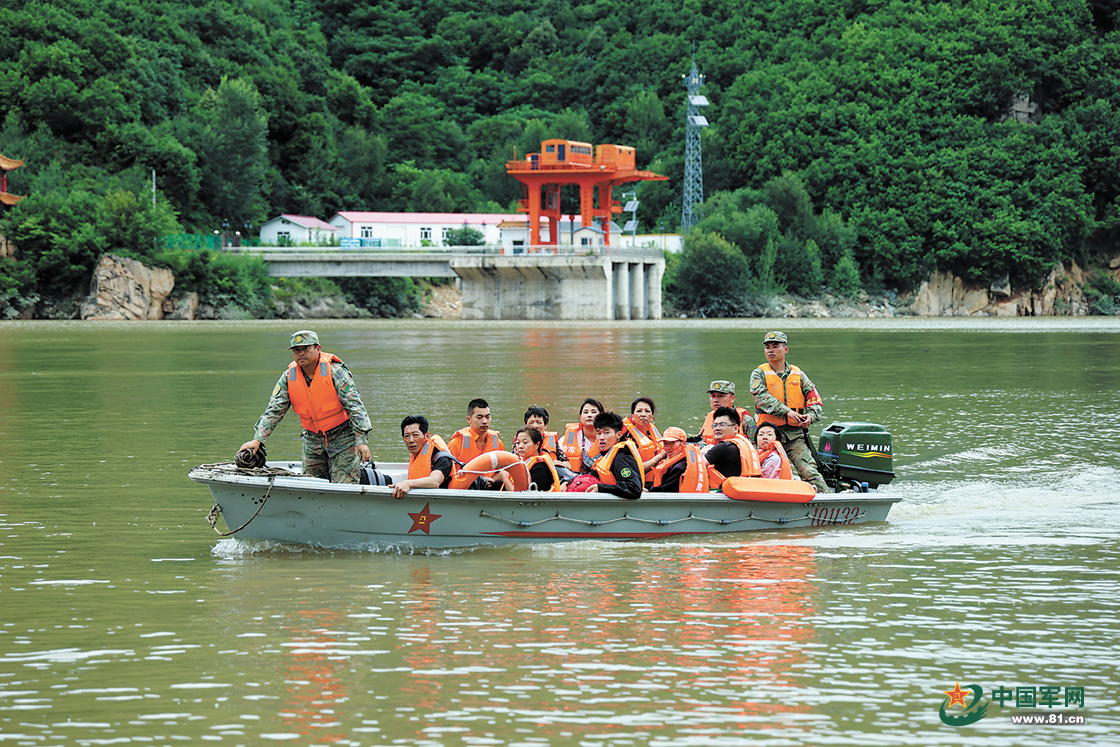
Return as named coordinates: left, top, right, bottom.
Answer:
left=2, top=0, right=1120, bottom=315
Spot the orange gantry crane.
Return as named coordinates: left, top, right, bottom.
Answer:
left=506, top=139, right=666, bottom=249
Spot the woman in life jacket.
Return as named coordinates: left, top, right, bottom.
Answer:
left=756, top=423, right=794, bottom=480
left=623, top=396, right=666, bottom=483
left=559, top=397, right=604, bottom=473
left=513, top=426, right=564, bottom=492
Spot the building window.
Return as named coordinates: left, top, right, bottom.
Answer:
left=442, top=227, right=453, bottom=242
left=277, top=231, right=291, bottom=246
left=360, top=226, right=373, bottom=238
left=420, top=227, right=432, bottom=241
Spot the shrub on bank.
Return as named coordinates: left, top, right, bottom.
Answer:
left=667, top=230, right=751, bottom=317
left=154, top=248, right=272, bottom=316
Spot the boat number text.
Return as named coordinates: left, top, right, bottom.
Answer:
left=810, top=505, right=859, bottom=525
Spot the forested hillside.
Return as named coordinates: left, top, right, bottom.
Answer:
left=2, top=0, right=1119, bottom=316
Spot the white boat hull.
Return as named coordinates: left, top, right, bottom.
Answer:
left=189, top=461, right=901, bottom=550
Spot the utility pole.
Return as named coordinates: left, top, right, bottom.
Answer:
left=681, top=56, right=709, bottom=232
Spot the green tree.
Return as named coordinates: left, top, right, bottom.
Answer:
left=668, top=230, right=750, bottom=316
left=445, top=226, right=484, bottom=246
left=831, top=247, right=862, bottom=298
left=195, top=77, right=269, bottom=229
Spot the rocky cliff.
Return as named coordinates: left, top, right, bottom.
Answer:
left=905, top=264, right=1091, bottom=317
left=80, top=254, right=175, bottom=320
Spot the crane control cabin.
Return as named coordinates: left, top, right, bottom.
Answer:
left=506, top=139, right=667, bottom=249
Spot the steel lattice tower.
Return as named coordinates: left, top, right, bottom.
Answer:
left=681, top=60, right=708, bottom=231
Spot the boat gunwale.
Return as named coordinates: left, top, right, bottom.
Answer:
left=187, top=463, right=902, bottom=506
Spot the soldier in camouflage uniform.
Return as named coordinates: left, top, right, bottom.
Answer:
left=749, top=331, right=830, bottom=493
left=239, top=330, right=372, bottom=483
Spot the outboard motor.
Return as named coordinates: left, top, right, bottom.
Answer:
left=817, top=422, right=894, bottom=490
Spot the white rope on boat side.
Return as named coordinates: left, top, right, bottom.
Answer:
left=477, top=508, right=867, bottom=530
left=479, top=510, right=774, bottom=529
left=206, top=476, right=276, bottom=536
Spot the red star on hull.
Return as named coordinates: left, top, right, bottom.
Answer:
left=408, top=503, right=442, bottom=534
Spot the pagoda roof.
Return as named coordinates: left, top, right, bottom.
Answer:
left=0, top=192, right=25, bottom=206
left=0, top=155, right=24, bottom=171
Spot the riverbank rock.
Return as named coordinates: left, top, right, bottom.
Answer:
left=421, top=283, right=462, bottom=318
left=163, top=291, right=200, bottom=320
left=902, top=264, right=1089, bottom=316
left=270, top=294, right=371, bottom=319
left=80, top=254, right=174, bottom=320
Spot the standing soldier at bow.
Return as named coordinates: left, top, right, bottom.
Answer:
left=750, top=330, right=829, bottom=493
left=239, top=330, right=372, bottom=483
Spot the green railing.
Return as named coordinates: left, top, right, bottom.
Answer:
left=160, top=234, right=261, bottom=250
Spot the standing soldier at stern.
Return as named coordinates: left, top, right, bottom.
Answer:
left=750, top=331, right=830, bottom=493
left=239, top=330, right=372, bottom=483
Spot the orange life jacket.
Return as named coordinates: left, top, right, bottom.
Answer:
left=757, top=363, right=806, bottom=427
left=650, top=444, right=711, bottom=493
left=286, top=352, right=350, bottom=434
left=541, top=430, right=559, bottom=458
left=447, top=427, right=504, bottom=463
left=622, top=417, right=663, bottom=463
left=713, top=433, right=761, bottom=478
left=757, top=440, right=794, bottom=480
left=525, top=453, right=562, bottom=492
left=560, top=423, right=600, bottom=468
left=699, top=407, right=753, bottom=445
left=592, top=441, right=645, bottom=486
left=407, top=434, right=455, bottom=481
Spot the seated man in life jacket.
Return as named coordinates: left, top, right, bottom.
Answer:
left=523, top=405, right=559, bottom=458
left=703, top=406, right=762, bottom=480
left=447, top=398, right=505, bottom=462
left=756, top=423, right=793, bottom=480
left=694, top=380, right=756, bottom=444
left=391, top=415, right=457, bottom=498
left=647, top=427, right=718, bottom=493
left=584, top=411, right=644, bottom=500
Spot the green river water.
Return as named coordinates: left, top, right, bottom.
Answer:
left=2, top=318, right=1119, bottom=747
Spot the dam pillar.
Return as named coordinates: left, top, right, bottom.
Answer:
left=451, top=254, right=663, bottom=321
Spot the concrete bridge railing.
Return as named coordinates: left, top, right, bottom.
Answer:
left=235, top=245, right=665, bottom=320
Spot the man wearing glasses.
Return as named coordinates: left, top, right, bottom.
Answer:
left=239, top=330, right=372, bottom=483
left=703, top=407, right=761, bottom=480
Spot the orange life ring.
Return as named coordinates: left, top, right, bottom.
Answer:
left=719, top=476, right=817, bottom=503
left=447, top=450, right=530, bottom=491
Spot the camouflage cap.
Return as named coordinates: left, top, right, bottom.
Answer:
left=289, top=330, right=320, bottom=348
left=763, top=330, right=788, bottom=344
left=708, top=380, right=735, bottom=394
left=661, top=426, right=688, bottom=442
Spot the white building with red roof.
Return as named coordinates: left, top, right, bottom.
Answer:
left=329, top=211, right=518, bottom=248
left=259, top=214, right=340, bottom=246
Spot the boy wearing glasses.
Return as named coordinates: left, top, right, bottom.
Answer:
left=703, top=407, right=761, bottom=479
